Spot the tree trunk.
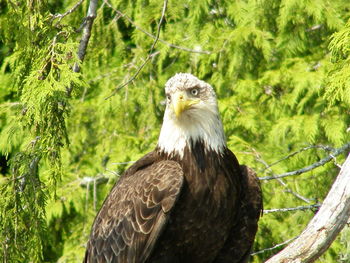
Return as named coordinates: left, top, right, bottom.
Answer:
left=265, top=153, right=350, bottom=263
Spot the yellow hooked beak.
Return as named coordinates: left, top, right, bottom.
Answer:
left=172, top=91, right=200, bottom=118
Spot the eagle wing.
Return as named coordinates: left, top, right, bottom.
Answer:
left=84, top=154, right=184, bottom=263
left=214, top=164, right=263, bottom=263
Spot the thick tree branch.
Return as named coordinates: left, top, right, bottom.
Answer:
left=73, top=0, right=98, bottom=72
left=260, top=142, right=350, bottom=180
left=67, top=0, right=98, bottom=96
left=265, top=154, right=350, bottom=263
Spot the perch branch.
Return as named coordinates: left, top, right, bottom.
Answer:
left=265, top=154, right=350, bottom=263
left=259, top=142, right=350, bottom=181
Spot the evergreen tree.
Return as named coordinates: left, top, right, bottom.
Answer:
left=0, top=0, right=349, bottom=262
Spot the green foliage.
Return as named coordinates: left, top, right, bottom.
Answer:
left=326, top=19, right=350, bottom=106
left=0, top=0, right=350, bottom=262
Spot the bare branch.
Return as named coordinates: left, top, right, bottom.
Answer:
left=104, top=52, right=159, bottom=100
left=51, top=0, right=85, bottom=22
left=104, top=0, right=211, bottom=54
left=262, top=145, right=334, bottom=172
left=88, top=68, right=120, bottom=84
left=73, top=0, right=98, bottom=72
left=306, top=24, right=323, bottom=32
left=105, top=0, right=168, bottom=99
left=150, top=0, right=167, bottom=54
left=66, top=0, right=98, bottom=96
left=80, top=169, right=121, bottom=188
left=80, top=175, right=109, bottom=187
left=251, top=236, right=298, bottom=256
left=254, top=149, right=313, bottom=203
left=263, top=204, right=321, bottom=215
left=111, top=161, right=137, bottom=165
left=259, top=142, right=350, bottom=181
left=284, top=188, right=312, bottom=203
left=85, top=178, right=90, bottom=212
left=93, top=178, right=97, bottom=211
left=265, top=154, right=350, bottom=263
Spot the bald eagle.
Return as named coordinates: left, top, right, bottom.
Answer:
left=84, top=73, right=262, bottom=263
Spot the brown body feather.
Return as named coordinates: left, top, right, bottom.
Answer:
left=84, top=140, right=262, bottom=263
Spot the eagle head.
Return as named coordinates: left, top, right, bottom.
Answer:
left=158, top=73, right=226, bottom=158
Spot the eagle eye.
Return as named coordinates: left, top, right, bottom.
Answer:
left=190, top=88, right=199, bottom=96
left=166, top=94, right=171, bottom=101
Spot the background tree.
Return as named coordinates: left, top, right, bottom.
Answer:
left=0, top=0, right=350, bottom=262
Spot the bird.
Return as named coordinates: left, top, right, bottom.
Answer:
left=83, top=73, right=263, bottom=263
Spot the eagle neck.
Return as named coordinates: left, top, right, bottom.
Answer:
left=157, top=110, right=226, bottom=159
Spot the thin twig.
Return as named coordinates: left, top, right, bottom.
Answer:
left=111, top=161, right=136, bottom=165
left=284, top=188, right=312, bottom=203
left=0, top=102, right=21, bottom=107
left=330, top=153, right=342, bottom=168
left=259, top=142, right=350, bottom=181
left=67, top=0, right=98, bottom=96
left=51, top=0, right=85, bottom=23
left=150, top=0, right=167, bottom=54
left=104, top=0, right=210, bottom=55
left=263, top=204, right=321, bottom=215
left=104, top=51, right=157, bottom=99
left=251, top=236, right=298, bottom=256
left=80, top=175, right=109, bottom=187
left=88, top=68, right=121, bottom=84
left=85, top=178, right=90, bottom=212
left=105, top=169, right=121, bottom=177
left=262, top=145, right=335, bottom=172
left=105, top=0, right=168, bottom=99
left=93, top=178, right=97, bottom=211
left=80, top=170, right=121, bottom=188
left=254, top=149, right=312, bottom=203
